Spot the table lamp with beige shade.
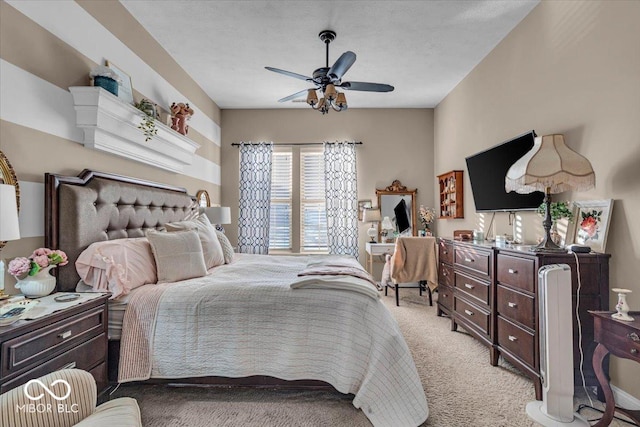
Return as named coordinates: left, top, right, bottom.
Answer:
left=0, top=183, right=21, bottom=297
left=362, top=208, right=381, bottom=243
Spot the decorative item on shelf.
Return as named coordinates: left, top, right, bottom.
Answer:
left=612, top=288, right=634, bottom=322
left=170, top=102, right=194, bottom=135
left=89, top=65, right=121, bottom=97
left=202, top=206, right=231, bottom=233
left=381, top=216, right=394, bottom=243
left=105, top=60, right=134, bottom=104
left=8, top=248, right=68, bottom=297
left=418, top=205, right=435, bottom=236
left=135, top=99, right=159, bottom=142
left=362, top=208, right=381, bottom=243
left=537, top=201, right=573, bottom=244
left=506, top=134, right=595, bottom=253
left=196, top=190, right=211, bottom=208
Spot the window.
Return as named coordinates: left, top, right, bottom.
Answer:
left=269, top=147, right=327, bottom=253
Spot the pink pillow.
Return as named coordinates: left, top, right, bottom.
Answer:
left=76, top=238, right=157, bottom=298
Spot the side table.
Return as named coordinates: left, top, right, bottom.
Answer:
left=589, top=311, right=640, bottom=427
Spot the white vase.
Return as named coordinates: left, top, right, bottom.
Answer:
left=15, top=265, right=57, bottom=298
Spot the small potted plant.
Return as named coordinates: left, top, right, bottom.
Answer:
left=537, top=201, right=573, bottom=244
left=89, top=65, right=121, bottom=96
left=8, top=248, right=68, bottom=297
left=135, top=99, right=159, bottom=142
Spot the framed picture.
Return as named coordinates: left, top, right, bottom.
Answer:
left=358, top=199, right=372, bottom=221
left=196, top=190, right=211, bottom=208
left=106, top=60, right=134, bottom=105
left=571, top=199, right=614, bottom=252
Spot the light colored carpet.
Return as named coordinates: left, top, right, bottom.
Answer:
left=112, top=289, right=624, bottom=426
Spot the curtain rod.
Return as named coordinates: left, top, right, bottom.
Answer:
left=231, top=141, right=362, bottom=147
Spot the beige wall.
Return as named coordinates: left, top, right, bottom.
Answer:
left=434, top=0, right=640, bottom=399
left=0, top=1, right=221, bottom=292
left=220, top=108, right=434, bottom=269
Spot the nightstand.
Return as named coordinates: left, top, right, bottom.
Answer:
left=365, top=242, right=395, bottom=274
left=0, top=293, right=109, bottom=395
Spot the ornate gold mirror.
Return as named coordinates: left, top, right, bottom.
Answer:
left=0, top=150, right=20, bottom=250
left=376, top=180, right=417, bottom=238
left=196, top=190, right=211, bottom=208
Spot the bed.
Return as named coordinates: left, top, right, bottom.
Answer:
left=45, top=170, right=428, bottom=427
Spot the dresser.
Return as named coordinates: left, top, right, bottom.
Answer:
left=0, top=294, right=109, bottom=394
left=437, top=238, right=610, bottom=399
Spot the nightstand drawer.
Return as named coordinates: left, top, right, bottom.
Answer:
left=2, top=306, right=105, bottom=378
left=496, top=285, right=535, bottom=329
left=496, top=254, right=535, bottom=293
left=367, top=243, right=395, bottom=255
left=454, top=297, right=489, bottom=335
left=598, top=318, right=640, bottom=363
left=455, top=271, right=489, bottom=305
left=497, top=316, right=535, bottom=367
left=1, top=333, right=106, bottom=394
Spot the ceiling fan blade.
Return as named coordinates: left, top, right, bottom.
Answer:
left=339, top=81, right=395, bottom=92
left=327, top=51, right=356, bottom=81
left=278, top=88, right=311, bottom=103
left=265, top=67, right=313, bottom=82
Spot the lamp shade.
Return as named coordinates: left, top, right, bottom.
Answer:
left=0, top=184, right=20, bottom=241
left=362, top=208, right=381, bottom=223
left=202, top=206, right=231, bottom=225
left=505, top=134, right=595, bottom=195
left=381, top=216, right=394, bottom=231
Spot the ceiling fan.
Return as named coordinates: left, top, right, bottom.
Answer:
left=265, top=30, right=394, bottom=114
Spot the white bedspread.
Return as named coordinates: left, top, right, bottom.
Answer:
left=120, top=254, right=428, bottom=427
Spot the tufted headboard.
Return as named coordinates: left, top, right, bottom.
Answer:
left=45, top=170, right=199, bottom=291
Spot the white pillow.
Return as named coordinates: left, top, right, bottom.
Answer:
left=165, top=215, right=224, bottom=269
left=146, top=230, right=207, bottom=283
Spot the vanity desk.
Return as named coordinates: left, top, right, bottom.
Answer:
left=437, top=238, right=610, bottom=400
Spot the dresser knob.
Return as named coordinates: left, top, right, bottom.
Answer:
left=508, top=335, right=518, bottom=342
left=508, top=268, right=518, bottom=274
left=58, top=330, right=72, bottom=340
left=464, top=309, right=474, bottom=316
left=629, top=333, right=639, bottom=342
left=631, top=348, right=638, bottom=355
left=465, top=258, right=473, bottom=263
left=508, top=302, right=518, bottom=308
left=464, top=283, right=475, bottom=289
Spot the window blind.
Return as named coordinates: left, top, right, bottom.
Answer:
left=300, top=151, right=328, bottom=251
left=269, top=152, right=292, bottom=250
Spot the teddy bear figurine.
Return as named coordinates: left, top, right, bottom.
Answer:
left=170, top=102, right=194, bottom=135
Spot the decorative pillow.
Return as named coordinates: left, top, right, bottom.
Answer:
left=215, top=229, right=235, bottom=264
left=165, top=215, right=224, bottom=269
left=75, top=237, right=157, bottom=299
left=146, top=229, right=207, bottom=283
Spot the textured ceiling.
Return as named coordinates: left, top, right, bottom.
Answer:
left=121, top=0, right=539, bottom=109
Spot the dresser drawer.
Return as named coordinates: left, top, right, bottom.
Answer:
left=455, top=271, right=489, bottom=306
left=454, top=297, right=490, bottom=335
left=496, top=285, right=535, bottom=329
left=438, top=285, right=454, bottom=312
left=439, top=263, right=454, bottom=287
left=496, top=254, right=535, bottom=293
left=1, top=333, right=107, bottom=394
left=498, top=316, right=535, bottom=367
left=455, top=247, right=491, bottom=277
left=439, top=240, right=454, bottom=265
left=2, top=306, right=105, bottom=378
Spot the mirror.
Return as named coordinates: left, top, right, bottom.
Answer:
left=0, top=150, right=20, bottom=250
left=376, top=180, right=417, bottom=239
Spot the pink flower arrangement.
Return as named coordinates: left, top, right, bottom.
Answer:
left=7, top=248, right=68, bottom=280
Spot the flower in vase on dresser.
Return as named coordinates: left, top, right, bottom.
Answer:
left=8, top=248, right=68, bottom=297
left=418, top=205, right=436, bottom=236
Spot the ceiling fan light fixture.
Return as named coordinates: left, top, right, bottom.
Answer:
left=324, top=83, right=337, bottom=101
left=306, top=89, right=318, bottom=106
left=334, top=92, right=347, bottom=110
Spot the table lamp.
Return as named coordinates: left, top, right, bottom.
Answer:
left=202, top=206, right=231, bottom=233
left=505, top=134, right=595, bottom=252
left=362, top=208, right=381, bottom=243
left=381, top=216, right=394, bottom=243
left=0, top=183, right=21, bottom=297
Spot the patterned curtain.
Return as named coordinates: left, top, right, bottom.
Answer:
left=324, top=142, right=359, bottom=257
left=238, top=142, right=273, bottom=254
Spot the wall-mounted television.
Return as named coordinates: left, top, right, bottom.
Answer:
left=394, top=199, right=411, bottom=234
left=465, top=131, right=545, bottom=212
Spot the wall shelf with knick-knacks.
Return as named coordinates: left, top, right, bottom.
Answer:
left=437, top=170, right=464, bottom=219
left=69, top=86, right=200, bottom=173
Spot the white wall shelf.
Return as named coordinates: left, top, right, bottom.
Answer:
left=69, top=86, right=200, bottom=173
